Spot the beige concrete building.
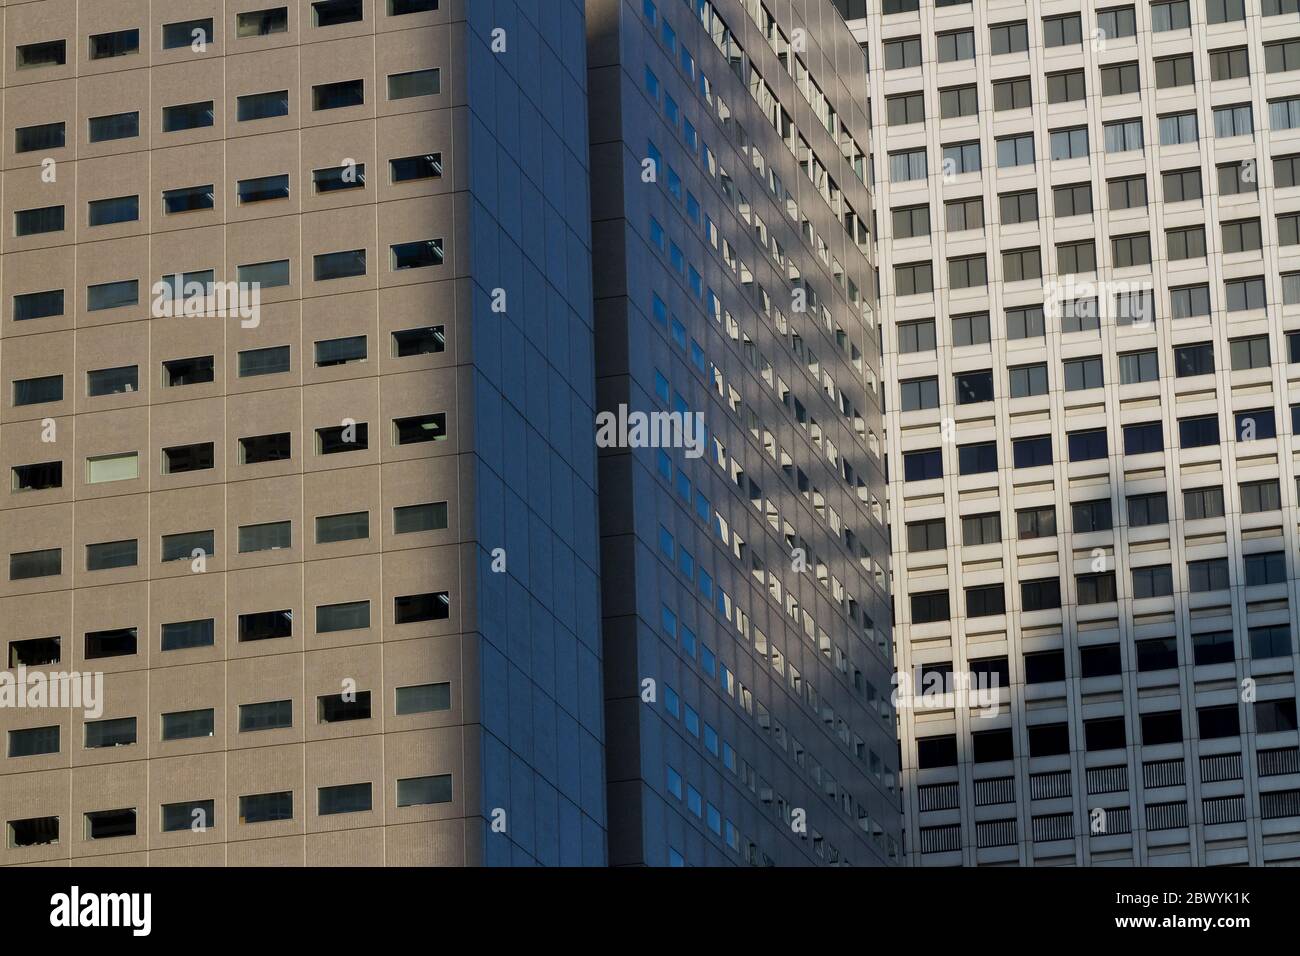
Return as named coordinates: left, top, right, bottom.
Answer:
left=837, top=0, right=1300, bottom=865
left=0, top=0, right=609, bottom=866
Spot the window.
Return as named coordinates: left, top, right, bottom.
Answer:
left=162, top=101, right=215, bottom=132
left=394, top=591, right=450, bottom=624
left=899, top=378, right=938, bottom=412
left=1211, top=46, right=1250, bottom=82
left=1158, top=111, right=1197, bottom=145
left=87, top=452, right=138, bottom=484
left=161, top=356, right=214, bottom=388
left=1108, top=176, right=1146, bottom=211
left=13, top=462, right=61, bottom=492
left=316, top=511, right=369, bottom=544
left=1128, top=492, right=1168, bottom=527
left=990, top=22, right=1028, bottom=55
left=894, top=262, right=933, bottom=296
left=1046, top=70, right=1085, bottom=103
left=903, top=449, right=942, bottom=482
left=1007, top=305, right=1044, bottom=340
left=1099, top=119, right=1142, bottom=158
left=1179, top=415, right=1220, bottom=449
left=239, top=432, right=291, bottom=466
left=944, top=197, right=983, bottom=233
left=88, top=196, right=138, bottom=227
left=1244, top=552, right=1287, bottom=587
left=1098, top=6, right=1137, bottom=38
left=1214, top=104, right=1253, bottom=139
left=887, top=92, right=925, bottom=126
left=1017, top=506, right=1056, bottom=540
left=319, top=690, right=371, bottom=722
left=949, top=255, right=987, bottom=289
left=89, top=111, right=139, bottom=142
left=885, top=36, right=923, bottom=69
left=239, top=792, right=293, bottom=824
left=1111, top=233, right=1151, bottom=268
left=939, top=86, right=977, bottom=119
left=1230, top=336, right=1269, bottom=370
left=15, top=206, right=64, bottom=237
left=1250, top=625, right=1291, bottom=659
left=1185, top=486, right=1226, bottom=521
left=162, top=19, right=213, bottom=49
left=237, top=609, right=293, bottom=642
left=161, top=185, right=215, bottom=216
left=8, top=816, right=59, bottom=848
left=1198, top=706, right=1240, bottom=740
left=1056, top=240, right=1095, bottom=274
left=89, top=28, right=139, bottom=59
left=1156, top=55, right=1194, bottom=89
left=966, top=585, right=1005, bottom=617
left=1236, top=409, right=1276, bottom=442
left=86, top=540, right=137, bottom=572
left=992, top=77, right=1031, bottom=111
left=314, top=250, right=367, bottom=281
left=313, top=0, right=364, bottom=26
left=1256, top=700, right=1298, bottom=734
left=390, top=153, right=442, bottom=182
left=956, top=369, right=993, bottom=403
left=1054, top=183, right=1094, bottom=220
left=892, top=204, right=929, bottom=240
left=1028, top=724, right=1070, bottom=757
left=390, top=0, right=439, bottom=13
left=388, top=69, right=440, bottom=99
left=1226, top=277, right=1266, bottom=312
left=1123, top=422, right=1163, bottom=455
left=396, top=682, right=451, bottom=715
left=13, top=375, right=62, bottom=407
left=318, top=784, right=371, bottom=816
left=1063, top=357, right=1102, bottom=391
left=17, top=40, right=66, bottom=69
left=314, top=164, right=366, bottom=192
left=15, top=122, right=65, bottom=154
left=906, top=519, right=945, bottom=553
left=85, top=717, right=136, bottom=749
left=391, top=239, right=443, bottom=270
left=942, top=141, right=980, bottom=176
left=897, top=320, right=936, bottom=354
left=237, top=8, right=290, bottom=37
left=1166, top=226, right=1205, bottom=261
left=1073, top=499, right=1113, bottom=534
left=162, top=442, right=214, bottom=474
left=397, top=775, right=453, bottom=807
left=161, top=708, right=215, bottom=741
left=238, top=521, right=291, bottom=554
left=9, top=726, right=58, bottom=757
left=935, top=29, right=973, bottom=62
left=1241, top=479, right=1281, bottom=514
left=313, top=79, right=365, bottom=110
left=1132, top=565, right=1173, bottom=599
left=85, top=628, right=137, bottom=659
left=10, top=548, right=60, bottom=580
left=1021, top=578, right=1061, bottom=612
left=161, top=530, right=213, bottom=563
left=889, top=149, right=927, bottom=183
left=1267, top=39, right=1300, bottom=74
left=1009, top=363, right=1048, bottom=398
left=394, top=502, right=449, bottom=534
left=995, top=134, right=1034, bottom=168
left=237, top=260, right=291, bottom=288
left=1013, top=436, right=1052, bottom=468
left=910, top=591, right=950, bottom=624
left=1002, top=248, right=1041, bottom=282
left=1119, top=350, right=1158, bottom=385
left=1067, top=429, right=1106, bottom=462
left=161, top=799, right=215, bottom=833
left=958, top=441, right=997, bottom=475
left=238, top=346, right=290, bottom=378
left=962, top=513, right=1001, bottom=546
left=161, top=618, right=214, bottom=651
left=1100, top=62, right=1139, bottom=97
left=238, top=174, right=290, bottom=204
left=999, top=191, right=1036, bottom=225
left=1043, top=14, right=1082, bottom=47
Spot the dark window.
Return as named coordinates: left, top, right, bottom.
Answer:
left=394, top=591, right=450, bottom=624
left=162, top=442, right=214, bottom=474
left=316, top=422, right=369, bottom=454
left=1085, top=717, right=1126, bottom=751
left=161, top=708, right=215, bottom=741
left=1076, top=572, right=1117, bottom=606
left=313, top=0, right=364, bottom=26
left=391, top=239, right=443, bottom=270
left=394, top=502, right=448, bottom=534
left=161, top=618, right=215, bottom=652
left=917, top=736, right=959, bottom=769
left=86, top=539, right=137, bottom=571
left=162, top=19, right=213, bottom=49
left=239, top=791, right=293, bottom=824
left=314, top=249, right=367, bottom=280
left=162, top=356, right=214, bottom=387
left=1256, top=699, right=1298, bottom=734
left=910, top=591, right=950, bottom=624
left=1184, top=486, right=1225, bottom=520
left=162, top=185, right=214, bottom=214
left=10, top=548, right=61, bottom=580
left=88, top=195, right=139, bottom=227
left=392, top=326, right=444, bottom=357
left=1028, top=723, right=1070, bottom=757
left=1193, top=630, right=1234, bottom=666
left=1024, top=650, right=1065, bottom=684
left=1188, top=558, right=1230, bottom=593
left=1067, top=429, right=1107, bottom=462
left=314, top=335, right=367, bottom=366
left=16, top=40, right=66, bottom=69
left=8, top=726, right=58, bottom=757
left=954, top=370, right=993, bottom=405
left=1072, top=499, right=1112, bottom=534
left=1080, top=643, right=1122, bottom=677
left=1142, top=711, right=1183, bottom=745
left=90, top=28, right=140, bottom=59
left=8, top=816, right=59, bottom=848
left=237, top=174, right=290, bottom=204
left=903, top=449, right=942, bottom=482
left=12, top=461, right=62, bottom=492
left=88, top=111, right=140, bottom=142
left=1198, top=705, right=1240, bottom=740
left=906, top=519, right=945, bottom=553
left=240, top=432, right=292, bottom=465
left=973, top=729, right=1014, bottom=763
left=1123, top=422, right=1163, bottom=455
left=238, top=610, right=292, bottom=642
left=239, top=699, right=292, bottom=732
left=15, top=122, right=65, bottom=154
left=390, top=153, right=443, bottom=182
left=9, top=636, right=59, bottom=668
left=1016, top=506, right=1056, bottom=540
left=236, top=9, right=290, bottom=37
left=1136, top=637, right=1179, bottom=672
left=395, top=682, right=451, bottom=714
left=1250, top=624, right=1291, bottom=659
left=162, top=101, right=215, bottom=132
left=957, top=442, right=997, bottom=475
left=161, top=799, right=216, bottom=833
left=1132, top=565, right=1173, bottom=599
left=1241, top=479, right=1281, bottom=514
left=1013, top=436, right=1052, bottom=469
left=313, top=164, right=367, bottom=192
left=238, top=346, right=291, bottom=377
left=318, top=783, right=372, bottom=815
left=161, top=530, right=214, bottom=563
left=1021, top=578, right=1061, bottom=611
left=15, top=206, right=64, bottom=237
left=318, top=691, right=372, bottom=723
left=84, top=627, right=137, bottom=660
left=1128, top=492, right=1168, bottom=527
left=966, top=585, right=1005, bottom=617
left=85, top=809, right=136, bottom=840
left=316, top=512, right=370, bottom=543
left=238, top=90, right=290, bottom=121
left=1178, top=415, right=1219, bottom=449
left=312, top=79, right=365, bottom=110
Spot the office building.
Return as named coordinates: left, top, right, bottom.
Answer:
left=836, top=0, right=1300, bottom=865
left=588, top=0, right=901, bottom=866
left=0, top=0, right=606, bottom=866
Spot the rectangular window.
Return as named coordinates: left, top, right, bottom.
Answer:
left=161, top=618, right=215, bottom=651
left=239, top=791, right=293, bottom=824
left=394, top=502, right=448, bottom=534
left=17, top=40, right=66, bottom=69
left=934, top=31, right=971, bottom=64
left=313, top=79, right=365, bottom=110
left=85, top=717, right=136, bottom=749
left=88, top=195, right=139, bottom=227
left=161, top=799, right=215, bottom=833
left=13, top=375, right=63, bottom=407
left=905, top=519, right=945, bottom=553
left=390, top=153, right=442, bottom=182
left=396, top=682, right=451, bottom=715
left=391, top=239, right=443, bottom=270
left=238, top=610, right=293, bottom=642
left=962, top=513, right=1001, bottom=546
left=237, top=174, right=290, bottom=204
left=318, top=783, right=371, bottom=816
left=236, top=9, right=290, bottom=37
left=162, top=19, right=213, bottom=49
left=999, top=191, right=1036, bottom=225
left=318, top=690, right=371, bottom=723
left=313, top=164, right=366, bottom=192
left=239, top=699, right=292, bottom=732
left=316, top=601, right=370, bottom=634
left=1013, top=436, right=1052, bottom=468
left=1158, top=111, right=1198, bottom=145
left=1179, top=415, right=1220, bottom=449
left=9, top=816, right=59, bottom=848
left=86, top=539, right=137, bottom=571
left=1006, top=305, right=1044, bottom=340
left=89, top=111, right=140, bottom=142
left=995, top=134, right=1034, bottom=168
left=84, top=627, right=137, bottom=659
left=238, top=521, right=291, bottom=553
left=1100, top=62, right=1140, bottom=96
left=162, top=101, right=214, bottom=132
left=316, top=511, right=369, bottom=543
left=992, top=77, right=1031, bottom=111
left=313, top=0, right=364, bottom=26
left=1184, top=486, right=1226, bottom=520
left=161, top=530, right=213, bottom=563
left=1241, top=479, right=1281, bottom=514
left=1118, top=350, right=1158, bottom=385
left=8, top=726, right=58, bottom=757
left=388, top=68, right=440, bottom=100
left=238, top=346, right=290, bottom=377
left=15, top=206, right=64, bottom=237
left=89, top=28, right=140, bottom=59
left=10, top=548, right=61, bottom=580
left=951, top=312, right=991, bottom=347
left=397, top=775, right=453, bottom=807
left=15, top=122, right=65, bottom=154
left=161, top=708, right=215, bottom=741
left=1123, top=421, right=1163, bottom=455
left=1128, top=492, right=1168, bottom=527
left=314, top=250, right=367, bottom=280
left=1166, top=226, right=1206, bottom=261
left=237, top=260, right=291, bottom=288
left=394, top=591, right=450, bottom=624
left=13, top=462, right=61, bottom=492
